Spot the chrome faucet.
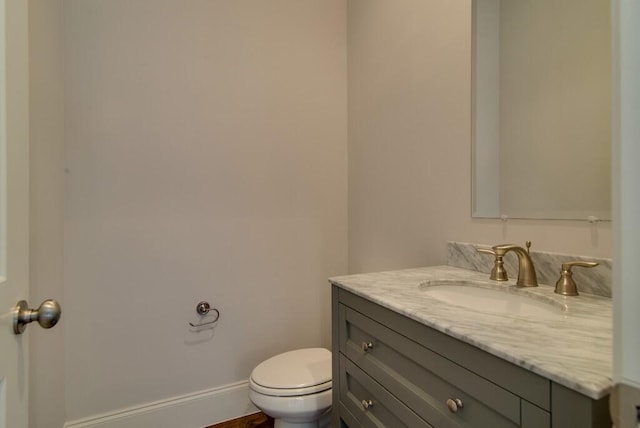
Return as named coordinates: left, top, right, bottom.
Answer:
left=492, top=242, right=538, bottom=287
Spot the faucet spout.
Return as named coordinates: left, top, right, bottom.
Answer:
left=491, top=244, right=538, bottom=287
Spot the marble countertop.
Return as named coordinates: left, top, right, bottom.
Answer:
left=329, top=265, right=612, bottom=400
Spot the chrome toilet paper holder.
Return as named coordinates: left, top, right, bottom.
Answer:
left=189, top=301, right=220, bottom=327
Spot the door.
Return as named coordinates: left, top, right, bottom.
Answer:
left=0, top=1, right=31, bottom=427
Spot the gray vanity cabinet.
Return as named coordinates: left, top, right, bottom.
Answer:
left=331, top=286, right=610, bottom=428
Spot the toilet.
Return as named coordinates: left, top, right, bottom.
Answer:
left=249, top=348, right=332, bottom=428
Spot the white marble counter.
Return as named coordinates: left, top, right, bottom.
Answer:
left=329, top=265, right=612, bottom=400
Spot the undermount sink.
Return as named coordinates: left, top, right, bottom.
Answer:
left=419, top=279, right=568, bottom=318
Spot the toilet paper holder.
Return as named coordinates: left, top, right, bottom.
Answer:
left=189, top=301, right=220, bottom=327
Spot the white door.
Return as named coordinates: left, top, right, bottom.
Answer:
left=0, top=1, right=54, bottom=427
left=0, top=0, right=30, bottom=426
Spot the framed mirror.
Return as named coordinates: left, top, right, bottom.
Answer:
left=472, top=0, right=611, bottom=220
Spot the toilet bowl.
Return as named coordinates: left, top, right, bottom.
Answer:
left=249, top=348, right=332, bottom=428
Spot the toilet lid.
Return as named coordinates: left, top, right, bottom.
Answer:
left=250, top=348, right=332, bottom=396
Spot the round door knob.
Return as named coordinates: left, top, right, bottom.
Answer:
left=361, top=341, right=374, bottom=352
left=13, top=299, right=62, bottom=335
left=446, top=398, right=464, bottom=413
left=361, top=399, right=373, bottom=410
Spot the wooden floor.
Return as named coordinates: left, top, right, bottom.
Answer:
left=206, top=412, right=274, bottom=428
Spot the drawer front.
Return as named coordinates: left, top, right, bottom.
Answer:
left=341, top=304, right=520, bottom=427
left=340, top=355, right=432, bottom=428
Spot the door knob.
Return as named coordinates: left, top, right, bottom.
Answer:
left=13, top=299, right=62, bottom=334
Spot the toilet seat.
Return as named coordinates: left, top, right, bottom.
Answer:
left=249, top=378, right=331, bottom=397
left=250, top=348, right=332, bottom=397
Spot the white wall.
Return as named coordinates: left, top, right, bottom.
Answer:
left=28, top=1, right=66, bottom=427
left=348, top=0, right=612, bottom=275
left=62, top=0, right=346, bottom=423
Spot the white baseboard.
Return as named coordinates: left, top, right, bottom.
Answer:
left=64, top=380, right=258, bottom=428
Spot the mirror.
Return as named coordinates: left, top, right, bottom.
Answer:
left=472, top=0, right=611, bottom=220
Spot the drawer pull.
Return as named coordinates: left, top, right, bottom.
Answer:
left=361, top=399, right=374, bottom=410
left=361, top=341, right=374, bottom=352
left=446, top=398, right=464, bottom=413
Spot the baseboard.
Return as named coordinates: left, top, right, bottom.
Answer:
left=64, top=380, right=258, bottom=428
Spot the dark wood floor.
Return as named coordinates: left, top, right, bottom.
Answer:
left=206, top=412, right=274, bottom=428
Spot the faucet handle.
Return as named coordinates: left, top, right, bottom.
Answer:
left=477, top=248, right=509, bottom=281
left=554, top=261, right=599, bottom=296
left=491, top=243, right=517, bottom=256
left=476, top=248, right=495, bottom=256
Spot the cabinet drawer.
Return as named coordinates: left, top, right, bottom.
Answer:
left=341, top=305, right=520, bottom=427
left=340, top=354, right=432, bottom=428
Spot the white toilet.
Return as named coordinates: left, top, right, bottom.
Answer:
left=249, top=348, right=332, bottom=428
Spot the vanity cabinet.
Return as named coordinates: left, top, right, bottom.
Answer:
left=331, top=286, right=610, bottom=428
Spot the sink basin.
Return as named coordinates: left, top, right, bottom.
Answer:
left=419, top=280, right=567, bottom=318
